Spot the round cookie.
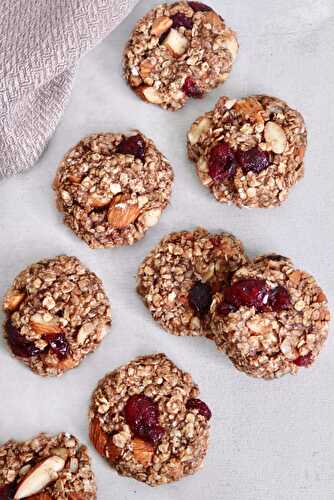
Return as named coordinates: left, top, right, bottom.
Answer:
left=137, top=227, right=247, bottom=337
left=0, top=432, right=96, bottom=499
left=3, top=255, right=111, bottom=377
left=89, top=353, right=211, bottom=486
left=123, top=2, right=238, bottom=110
left=210, top=255, right=330, bottom=379
left=53, top=132, right=173, bottom=248
left=187, top=95, right=307, bottom=208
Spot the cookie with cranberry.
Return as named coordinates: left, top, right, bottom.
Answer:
left=3, top=255, right=111, bottom=377
left=137, top=227, right=247, bottom=337
left=0, top=432, right=96, bottom=499
left=123, top=2, right=238, bottom=111
left=187, top=95, right=307, bottom=208
left=89, top=353, right=211, bottom=486
left=210, top=255, right=330, bottom=379
left=53, top=132, right=173, bottom=248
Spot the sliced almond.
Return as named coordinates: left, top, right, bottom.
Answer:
left=140, top=59, right=154, bottom=80
left=162, top=29, right=188, bottom=57
left=151, top=16, right=173, bottom=37
left=14, top=456, right=65, bottom=499
left=107, top=195, right=141, bottom=229
left=87, top=193, right=112, bottom=208
left=132, top=438, right=154, bottom=466
left=223, top=35, right=239, bottom=61
left=188, top=117, right=212, bottom=145
left=264, top=121, right=287, bottom=154
left=89, top=418, right=108, bottom=456
left=139, top=208, right=162, bottom=228
left=30, top=314, right=60, bottom=336
left=136, top=85, right=163, bottom=104
left=4, top=291, right=26, bottom=312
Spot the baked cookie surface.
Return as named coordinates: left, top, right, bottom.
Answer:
left=211, top=255, right=330, bottom=379
left=89, top=353, right=211, bottom=486
left=0, top=432, right=96, bottom=499
left=54, top=132, right=173, bottom=248
left=137, top=227, right=247, bottom=337
left=3, top=255, right=111, bottom=377
left=124, top=2, right=238, bottom=110
left=187, top=95, right=307, bottom=207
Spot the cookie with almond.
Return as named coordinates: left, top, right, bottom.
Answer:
left=2, top=255, right=111, bottom=377
left=53, top=132, right=173, bottom=248
left=0, top=433, right=96, bottom=499
left=89, top=353, right=212, bottom=486
left=187, top=95, right=307, bottom=208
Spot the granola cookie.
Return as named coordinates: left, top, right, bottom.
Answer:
left=89, top=353, right=211, bottom=486
left=137, top=227, right=247, bottom=337
left=0, top=432, right=96, bottom=499
left=211, top=255, right=330, bottom=379
left=187, top=95, right=307, bottom=207
left=53, top=132, right=173, bottom=248
left=3, top=255, right=111, bottom=377
left=123, top=2, right=238, bottom=110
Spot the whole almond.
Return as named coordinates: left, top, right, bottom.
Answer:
left=188, top=117, right=212, bottom=145
left=151, top=16, right=173, bottom=37
left=107, top=195, right=141, bottom=228
left=14, top=456, right=65, bottom=499
left=264, top=121, right=287, bottom=154
left=105, top=440, right=122, bottom=464
left=137, top=85, right=163, bottom=104
left=4, top=291, right=26, bottom=312
left=87, top=193, right=112, bottom=208
left=30, top=314, right=60, bottom=335
left=132, top=438, right=154, bottom=466
left=89, top=418, right=108, bottom=456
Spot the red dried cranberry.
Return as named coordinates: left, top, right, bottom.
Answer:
left=217, top=301, right=237, bottom=316
left=182, top=77, right=204, bottom=98
left=0, top=482, right=16, bottom=500
left=188, top=1, right=212, bottom=12
left=294, top=353, right=313, bottom=367
left=124, top=394, right=165, bottom=445
left=268, top=286, right=291, bottom=312
left=188, top=281, right=212, bottom=317
left=186, top=398, right=212, bottom=420
left=208, top=143, right=237, bottom=182
left=236, top=147, right=270, bottom=175
left=117, top=134, right=146, bottom=161
left=5, top=320, right=42, bottom=358
left=224, top=279, right=270, bottom=312
left=171, top=12, right=193, bottom=29
left=45, top=333, right=69, bottom=359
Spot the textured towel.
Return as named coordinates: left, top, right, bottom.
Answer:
left=0, top=0, right=140, bottom=179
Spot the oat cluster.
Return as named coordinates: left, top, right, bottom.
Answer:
left=187, top=95, right=307, bottom=207
left=137, top=227, right=247, bottom=336
left=123, top=2, right=238, bottom=110
left=0, top=433, right=96, bottom=499
left=89, top=353, right=210, bottom=486
left=3, top=255, right=111, bottom=377
left=54, top=132, right=173, bottom=248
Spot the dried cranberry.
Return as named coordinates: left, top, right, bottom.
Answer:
left=182, top=77, right=204, bottom=98
left=186, top=398, right=212, bottom=420
left=236, top=147, right=270, bottom=175
left=171, top=12, right=193, bottom=29
left=188, top=281, right=212, bottom=317
left=294, top=353, right=313, bottom=367
left=117, top=134, right=146, bottom=161
left=224, top=279, right=270, bottom=312
left=188, top=1, right=212, bottom=12
left=46, top=333, right=69, bottom=359
left=5, top=320, right=42, bottom=358
left=268, top=286, right=291, bottom=312
left=124, top=394, right=165, bottom=445
left=217, top=301, right=237, bottom=316
left=0, top=482, right=16, bottom=500
left=208, top=143, right=237, bottom=182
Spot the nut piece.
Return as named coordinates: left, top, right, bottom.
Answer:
left=87, top=193, right=112, bottom=208
left=132, top=438, right=154, bottom=466
left=223, top=35, right=239, bottom=61
left=234, top=97, right=263, bottom=120
left=139, top=208, right=162, bottom=228
left=89, top=418, right=108, bottom=456
left=264, top=121, right=287, bottom=154
left=77, top=322, right=95, bottom=345
left=14, top=456, right=65, bottom=499
left=151, top=16, right=173, bottom=37
left=105, top=440, right=122, bottom=464
left=4, top=291, right=26, bottom=312
left=162, top=29, right=189, bottom=57
left=30, top=314, right=60, bottom=335
left=136, top=86, right=163, bottom=104
left=188, top=117, right=212, bottom=145
left=140, top=59, right=154, bottom=80
left=107, top=195, right=141, bottom=229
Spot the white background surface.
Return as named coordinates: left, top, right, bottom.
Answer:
left=0, top=1, right=333, bottom=499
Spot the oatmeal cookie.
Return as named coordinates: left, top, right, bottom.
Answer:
left=123, top=2, right=238, bottom=110
left=187, top=95, right=307, bottom=208
left=3, top=255, right=111, bottom=377
left=211, top=255, right=330, bottom=379
left=0, top=432, right=96, bottom=499
left=53, top=132, right=173, bottom=248
left=89, top=353, right=211, bottom=486
left=137, top=227, right=247, bottom=337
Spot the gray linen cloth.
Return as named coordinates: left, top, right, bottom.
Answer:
left=0, top=0, right=139, bottom=179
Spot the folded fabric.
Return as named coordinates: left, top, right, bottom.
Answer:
left=0, top=0, right=140, bottom=179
